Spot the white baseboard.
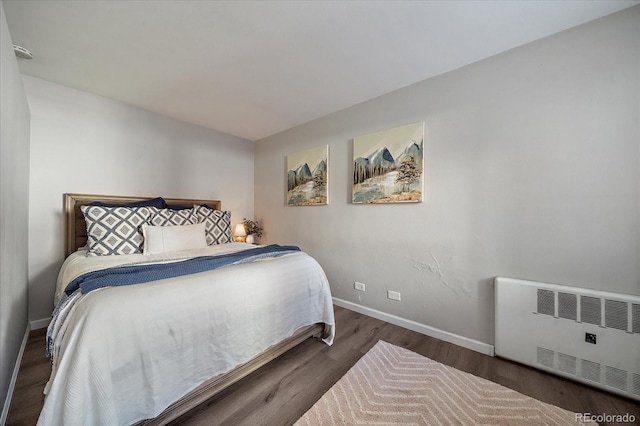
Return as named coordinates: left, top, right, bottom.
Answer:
left=29, top=317, right=50, bottom=330
left=1, top=325, right=30, bottom=426
left=332, top=297, right=495, bottom=357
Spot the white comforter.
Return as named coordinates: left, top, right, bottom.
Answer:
left=39, top=243, right=335, bottom=426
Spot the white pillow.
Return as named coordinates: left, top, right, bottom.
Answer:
left=142, top=223, right=207, bottom=255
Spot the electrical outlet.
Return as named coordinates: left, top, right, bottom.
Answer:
left=387, top=290, right=401, bottom=301
left=354, top=282, right=366, bottom=292
left=585, top=333, right=596, bottom=344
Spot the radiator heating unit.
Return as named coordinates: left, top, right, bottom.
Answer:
left=495, top=277, right=640, bottom=401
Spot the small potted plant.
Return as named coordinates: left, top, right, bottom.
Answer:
left=242, top=218, right=263, bottom=244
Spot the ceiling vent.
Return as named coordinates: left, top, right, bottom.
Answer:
left=13, top=45, right=33, bottom=60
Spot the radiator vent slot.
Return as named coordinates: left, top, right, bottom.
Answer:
left=537, top=290, right=554, bottom=316
left=605, top=300, right=628, bottom=331
left=558, top=292, right=577, bottom=320
left=558, top=353, right=576, bottom=375
left=633, top=373, right=640, bottom=396
left=580, top=296, right=601, bottom=326
left=537, top=347, right=554, bottom=369
left=580, top=359, right=601, bottom=383
left=605, top=366, right=628, bottom=391
left=633, top=304, right=640, bottom=334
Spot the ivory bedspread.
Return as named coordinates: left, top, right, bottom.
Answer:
left=39, top=243, right=335, bottom=425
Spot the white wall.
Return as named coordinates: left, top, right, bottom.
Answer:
left=0, top=1, right=31, bottom=417
left=24, top=76, right=255, bottom=321
left=255, top=7, right=640, bottom=346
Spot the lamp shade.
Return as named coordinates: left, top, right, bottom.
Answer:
left=234, top=223, right=246, bottom=237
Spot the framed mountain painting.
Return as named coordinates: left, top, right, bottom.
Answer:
left=287, top=145, right=328, bottom=206
left=353, top=122, right=424, bottom=203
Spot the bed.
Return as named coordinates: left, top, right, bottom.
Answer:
left=38, top=193, right=335, bottom=425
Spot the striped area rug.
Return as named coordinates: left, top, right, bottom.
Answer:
left=295, top=340, right=585, bottom=425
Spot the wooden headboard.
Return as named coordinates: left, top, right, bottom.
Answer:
left=64, top=193, right=222, bottom=257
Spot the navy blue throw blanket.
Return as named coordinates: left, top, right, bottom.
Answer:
left=65, top=244, right=300, bottom=296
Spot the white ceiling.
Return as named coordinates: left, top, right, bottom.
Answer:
left=4, top=1, right=638, bottom=141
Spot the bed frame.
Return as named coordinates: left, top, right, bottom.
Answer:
left=64, top=193, right=222, bottom=257
left=63, top=193, right=325, bottom=425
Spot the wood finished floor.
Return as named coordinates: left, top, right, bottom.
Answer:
left=7, top=305, right=640, bottom=425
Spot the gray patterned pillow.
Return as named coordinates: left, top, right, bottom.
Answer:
left=148, top=208, right=198, bottom=226
left=81, top=206, right=152, bottom=256
left=194, top=205, right=231, bottom=245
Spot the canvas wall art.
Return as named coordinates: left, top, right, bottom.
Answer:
left=287, top=145, right=328, bottom=206
left=353, top=122, right=424, bottom=203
